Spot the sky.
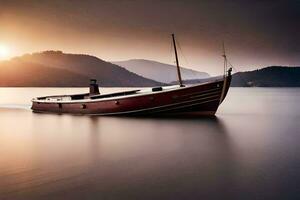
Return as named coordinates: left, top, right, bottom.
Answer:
left=0, top=0, right=299, bottom=75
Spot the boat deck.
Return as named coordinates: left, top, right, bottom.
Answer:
left=33, top=77, right=225, bottom=104
left=34, top=85, right=180, bottom=103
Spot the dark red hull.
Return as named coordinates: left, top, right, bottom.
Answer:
left=31, top=76, right=231, bottom=116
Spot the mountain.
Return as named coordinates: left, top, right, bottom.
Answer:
left=3, top=52, right=297, bottom=87
left=0, top=51, right=163, bottom=87
left=169, top=76, right=223, bottom=85
left=113, top=59, right=210, bottom=84
left=231, top=66, right=300, bottom=87
left=0, top=59, right=90, bottom=87
left=169, top=66, right=300, bottom=87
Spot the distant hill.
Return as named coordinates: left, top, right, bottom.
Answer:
left=169, top=66, right=300, bottom=87
left=113, top=59, right=210, bottom=84
left=231, top=66, right=300, bottom=87
left=169, top=76, right=223, bottom=85
left=2, top=52, right=298, bottom=87
left=0, top=51, right=163, bottom=87
left=0, top=60, right=90, bottom=87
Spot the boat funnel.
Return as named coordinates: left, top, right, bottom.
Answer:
left=89, top=79, right=100, bottom=95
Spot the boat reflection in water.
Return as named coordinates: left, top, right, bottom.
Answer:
left=0, top=108, right=235, bottom=200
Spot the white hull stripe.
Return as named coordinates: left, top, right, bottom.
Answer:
left=179, top=87, right=222, bottom=98
left=148, top=98, right=220, bottom=114
left=188, top=90, right=221, bottom=99
left=88, top=98, right=220, bottom=116
left=130, top=94, right=220, bottom=114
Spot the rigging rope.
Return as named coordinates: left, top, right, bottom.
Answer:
left=222, top=42, right=249, bottom=86
left=169, top=36, right=176, bottom=65
left=176, top=39, right=190, bottom=69
left=169, top=36, right=249, bottom=86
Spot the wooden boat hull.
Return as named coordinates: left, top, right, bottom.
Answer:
left=31, top=76, right=231, bottom=116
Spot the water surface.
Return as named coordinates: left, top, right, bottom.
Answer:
left=0, top=87, right=300, bottom=199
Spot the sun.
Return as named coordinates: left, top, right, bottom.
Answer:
left=0, top=45, right=11, bottom=60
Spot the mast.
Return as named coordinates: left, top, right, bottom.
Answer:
left=222, top=42, right=227, bottom=77
left=172, top=33, right=184, bottom=87
left=219, top=42, right=228, bottom=105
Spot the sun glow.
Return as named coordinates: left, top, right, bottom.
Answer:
left=0, top=45, right=11, bottom=60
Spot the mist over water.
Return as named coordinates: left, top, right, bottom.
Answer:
left=0, top=87, right=300, bottom=199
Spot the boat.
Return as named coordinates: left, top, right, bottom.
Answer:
left=31, top=34, right=232, bottom=116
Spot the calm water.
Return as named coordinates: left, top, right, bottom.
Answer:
left=0, top=87, right=300, bottom=200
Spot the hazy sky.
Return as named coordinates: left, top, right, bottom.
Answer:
left=0, top=0, right=299, bottom=75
